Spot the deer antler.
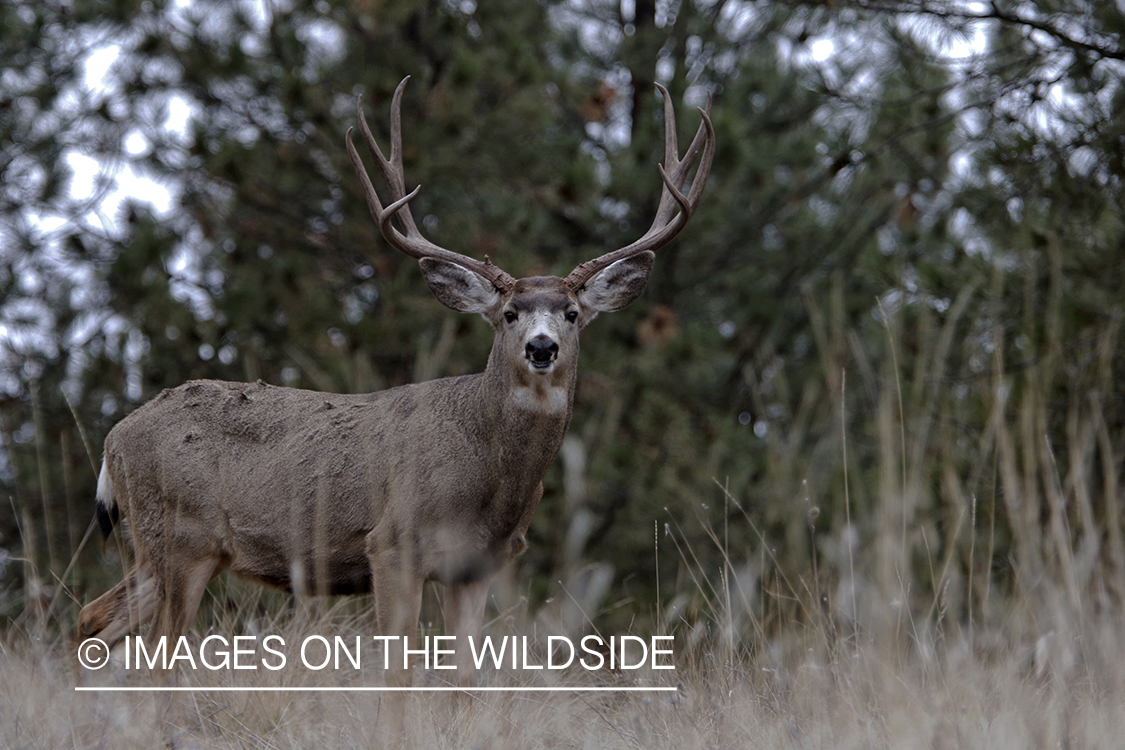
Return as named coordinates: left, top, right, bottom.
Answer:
left=565, top=83, right=715, bottom=291
left=346, top=77, right=516, bottom=293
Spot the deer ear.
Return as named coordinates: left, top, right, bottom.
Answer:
left=576, top=251, right=654, bottom=315
left=419, top=258, right=502, bottom=314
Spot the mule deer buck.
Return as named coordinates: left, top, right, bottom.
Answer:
left=79, top=77, right=713, bottom=698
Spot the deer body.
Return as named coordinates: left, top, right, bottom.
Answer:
left=102, top=372, right=562, bottom=595
left=82, top=271, right=607, bottom=645
left=85, top=369, right=563, bottom=633
left=78, top=79, right=713, bottom=740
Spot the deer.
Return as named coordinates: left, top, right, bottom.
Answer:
left=78, top=76, right=713, bottom=718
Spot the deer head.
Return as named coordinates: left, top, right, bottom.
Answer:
left=346, top=77, right=714, bottom=408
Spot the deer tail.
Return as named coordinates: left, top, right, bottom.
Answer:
left=95, top=455, right=119, bottom=541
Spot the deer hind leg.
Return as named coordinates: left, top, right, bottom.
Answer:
left=145, top=555, right=221, bottom=749
left=78, top=561, right=159, bottom=649
left=149, top=555, right=223, bottom=656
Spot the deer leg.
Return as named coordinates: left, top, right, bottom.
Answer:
left=78, top=561, right=158, bottom=649
left=371, top=552, right=424, bottom=744
left=147, top=555, right=220, bottom=693
left=149, top=555, right=222, bottom=649
left=444, top=578, right=491, bottom=684
left=373, top=564, right=424, bottom=683
left=147, top=556, right=221, bottom=749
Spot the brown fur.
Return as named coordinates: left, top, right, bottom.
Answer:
left=78, top=79, right=712, bottom=743
left=78, top=267, right=651, bottom=692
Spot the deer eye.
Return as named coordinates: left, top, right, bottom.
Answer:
left=504, top=310, right=517, bottom=323
left=565, top=310, right=579, bottom=323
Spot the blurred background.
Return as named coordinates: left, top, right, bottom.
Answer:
left=1, top=0, right=1123, bottom=657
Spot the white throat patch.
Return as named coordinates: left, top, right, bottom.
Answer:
left=512, top=383, right=568, bottom=414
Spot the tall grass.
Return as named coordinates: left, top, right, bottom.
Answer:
left=2, top=275, right=1123, bottom=748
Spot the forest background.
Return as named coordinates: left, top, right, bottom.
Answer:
left=1, top=1, right=1125, bottom=743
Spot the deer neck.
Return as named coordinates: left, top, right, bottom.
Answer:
left=479, top=343, right=576, bottom=445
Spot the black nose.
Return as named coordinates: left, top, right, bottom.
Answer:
left=526, top=336, right=559, bottom=364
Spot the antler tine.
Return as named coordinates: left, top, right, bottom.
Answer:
left=347, top=77, right=516, bottom=292
left=357, top=78, right=422, bottom=239
left=565, top=85, right=715, bottom=292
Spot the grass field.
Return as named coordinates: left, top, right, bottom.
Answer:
left=3, top=596, right=1121, bottom=748
left=5, top=460, right=1122, bottom=750
left=3, top=294, right=1122, bottom=748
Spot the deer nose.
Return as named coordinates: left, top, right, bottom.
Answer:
left=526, top=336, right=558, bottom=365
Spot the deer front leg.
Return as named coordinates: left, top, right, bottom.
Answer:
left=373, top=568, right=424, bottom=685
left=444, top=578, right=491, bottom=684
left=370, top=548, right=424, bottom=744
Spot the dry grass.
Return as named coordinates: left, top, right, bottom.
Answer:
left=4, top=278, right=1122, bottom=748
left=5, top=520, right=1125, bottom=750
left=3, top=606, right=1123, bottom=749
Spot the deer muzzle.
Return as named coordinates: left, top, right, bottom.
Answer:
left=525, top=336, right=559, bottom=369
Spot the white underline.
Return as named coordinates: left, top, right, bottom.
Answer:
left=75, top=686, right=678, bottom=693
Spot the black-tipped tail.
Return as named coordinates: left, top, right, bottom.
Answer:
left=95, top=500, right=119, bottom=540
left=94, top=455, right=118, bottom=545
